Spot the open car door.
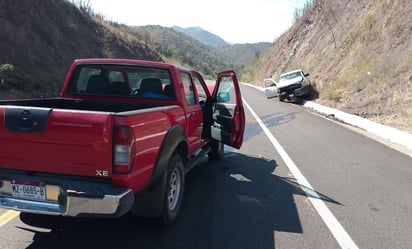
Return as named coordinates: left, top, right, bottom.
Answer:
left=263, top=78, right=278, bottom=99
left=210, top=71, right=245, bottom=149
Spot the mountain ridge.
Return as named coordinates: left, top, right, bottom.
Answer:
left=170, top=25, right=271, bottom=68
left=172, top=26, right=230, bottom=48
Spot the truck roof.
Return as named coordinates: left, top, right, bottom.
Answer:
left=73, top=58, right=192, bottom=72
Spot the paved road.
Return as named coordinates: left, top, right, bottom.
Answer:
left=1, top=84, right=411, bottom=249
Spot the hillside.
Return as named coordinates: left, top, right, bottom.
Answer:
left=217, top=43, right=271, bottom=67
left=1, top=0, right=263, bottom=98
left=171, top=26, right=271, bottom=69
left=130, top=25, right=241, bottom=77
left=250, top=0, right=412, bottom=132
left=0, top=0, right=161, bottom=98
left=172, top=26, right=230, bottom=48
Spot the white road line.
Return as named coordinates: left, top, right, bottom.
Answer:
left=243, top=98, right=359, bottom=249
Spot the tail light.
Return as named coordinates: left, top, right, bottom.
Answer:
left=113, top=126, right=135, bottom=174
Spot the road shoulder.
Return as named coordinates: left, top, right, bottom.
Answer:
left=242, top=82, right=412, bottom=157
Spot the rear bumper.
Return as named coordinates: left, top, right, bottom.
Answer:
left=0, top=170, right=134, bottom=218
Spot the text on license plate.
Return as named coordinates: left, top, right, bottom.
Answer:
left=11, top=180, right=46, bottom=200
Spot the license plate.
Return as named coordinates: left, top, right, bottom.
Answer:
left=11, top=180, right=46, bottom=201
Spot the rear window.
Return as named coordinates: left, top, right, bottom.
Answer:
left=67, top=64, right=175, bottom=100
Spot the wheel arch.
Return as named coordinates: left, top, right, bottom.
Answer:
left=131, top=125, right=187, bottom=218
left=147, top=125, right=188, bottom=189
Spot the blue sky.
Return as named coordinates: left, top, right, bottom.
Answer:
left=87, top=0, right=309, bottom=44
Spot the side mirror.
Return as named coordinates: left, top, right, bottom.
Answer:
left=217, top=92, right=230, bottom=102
left=304, top=73, right=310, bottom=77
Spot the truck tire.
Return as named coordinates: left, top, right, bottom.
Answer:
left=208, top=140, right=224, bottom=160
left=159, top=153, right=185, bottom=226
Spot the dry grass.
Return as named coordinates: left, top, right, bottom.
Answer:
left=250, top=0, right=412, bottom=133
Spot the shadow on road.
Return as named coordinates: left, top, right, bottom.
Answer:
left=260, top=111, right=299, bottom=127
left=19, top=152, right=340, bottom=249
left=243, top=111, right=299, bottom=144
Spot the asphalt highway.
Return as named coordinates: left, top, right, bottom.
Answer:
left=1, top=84, right=411, bottom=249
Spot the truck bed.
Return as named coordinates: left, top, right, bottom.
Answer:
left=0, top=98, right=160, bottom=113
left=0, top=97, right=180, bottom=179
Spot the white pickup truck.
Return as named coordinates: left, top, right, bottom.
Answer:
left=276, top=69, right=310, bottom=102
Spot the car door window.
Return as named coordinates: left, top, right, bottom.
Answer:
left=193, top=76, right=208, bottom=104
left=180, top=72, right=196, bottom=106
left=216, top=76, right=236, bottom=105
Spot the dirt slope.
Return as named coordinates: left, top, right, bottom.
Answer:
left=0, top=0, right=161, bottom=98
left=253, top=0, right=412, bottom=132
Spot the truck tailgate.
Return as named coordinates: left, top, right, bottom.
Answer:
left=0, top=106, right=113, bottom=178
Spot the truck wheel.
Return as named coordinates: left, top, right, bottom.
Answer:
left=159, top=154, right=185, bottom=226
left=208, top=140, right=224, bottom=160
left=278, top=92, right=287, bottom=102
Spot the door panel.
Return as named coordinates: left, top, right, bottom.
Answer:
left=211, top=103, right=235, bottom=143
left=210, top=71, right=245, bottom=149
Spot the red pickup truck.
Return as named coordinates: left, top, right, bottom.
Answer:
left=0, top=58, right=245, bottom=225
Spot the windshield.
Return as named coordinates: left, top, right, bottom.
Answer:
left=67, top=64, right=175, bottom=100
left=279, top=71, right=302, bottom=82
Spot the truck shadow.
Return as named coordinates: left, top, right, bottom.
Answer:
left=21, top=152, right=340, bottom=249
